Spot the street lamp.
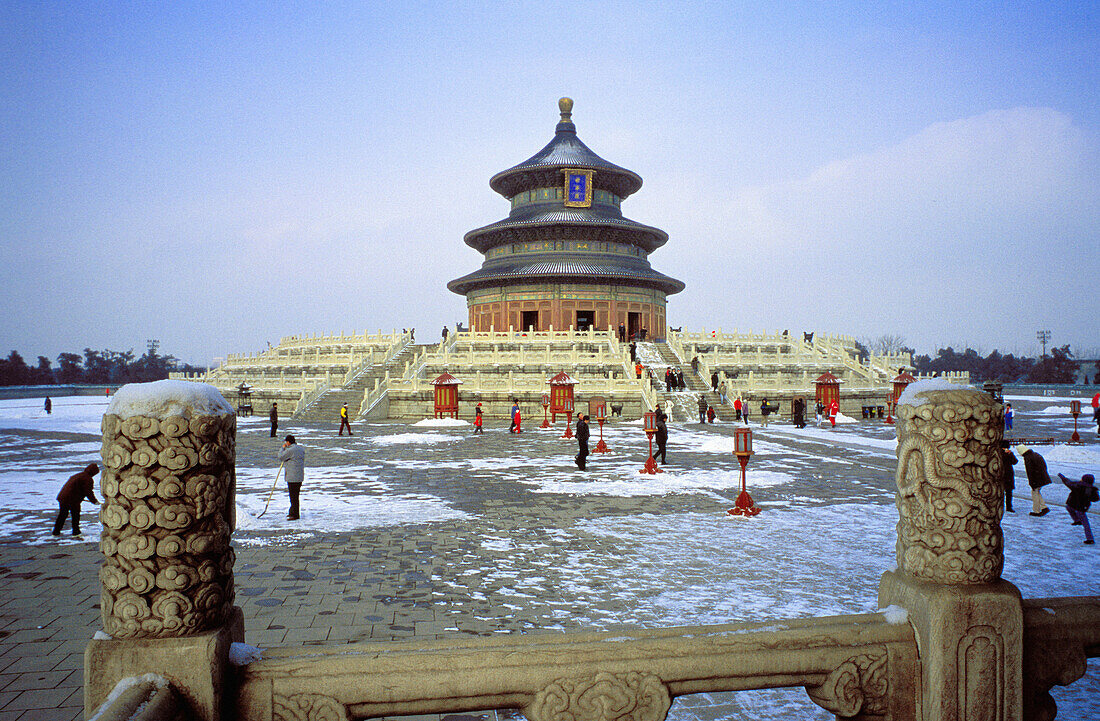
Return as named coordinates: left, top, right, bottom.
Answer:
left=1037, top=329, right=1051, bottom=359
left=884, top=392, right=895, bottom=425
left=639, top=411, right=663, bottom=474
left=540, top=393, right=551, bottom=429
left=727, top=426, right=761, bottom=516
left=1070, top=400, right=1081, bottom=443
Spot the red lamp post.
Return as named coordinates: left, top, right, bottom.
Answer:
left=639, top=411, right=663, bottom=474
left=727, top=426, right=761, bottom=516
left=1070, top=400, right=1081, bottom=443
left=540, top=393, right=551, bottom=429
left=590, top=396, right=609, bottom=453
left=884, top=392, right=895, bottom=425
left=561, top=396, right=575, bottom=439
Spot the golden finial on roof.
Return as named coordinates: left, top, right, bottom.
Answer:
left=559, top=97, right=573, bottom=122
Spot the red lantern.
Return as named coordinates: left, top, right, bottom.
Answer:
left=640, top=411, right=662, bottom=474
left=728, top=426, right=760, bottom=516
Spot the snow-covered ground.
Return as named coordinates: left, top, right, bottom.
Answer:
left=1, top=393, right=1097, bottom=719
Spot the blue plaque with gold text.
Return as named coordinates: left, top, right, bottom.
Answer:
left=563, top=169, right=594, bottom=207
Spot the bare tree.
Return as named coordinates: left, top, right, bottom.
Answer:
left=870, top=334, right=908, bottom=355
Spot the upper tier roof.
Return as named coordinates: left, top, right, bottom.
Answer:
left=489, top=98, right=643, bottom=199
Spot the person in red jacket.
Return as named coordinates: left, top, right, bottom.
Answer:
left=53, top=463, right=100, bottom=536
left=828, top=399, right=840, bottom=428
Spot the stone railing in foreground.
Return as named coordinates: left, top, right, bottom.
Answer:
left=86, top=381, right=1099, bottom=721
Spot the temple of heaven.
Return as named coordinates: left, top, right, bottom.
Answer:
left=448, top=98, right=684, bottom=339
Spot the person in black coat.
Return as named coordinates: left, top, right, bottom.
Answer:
left=1058, top=473, right=1096, bottom=544
left=1016, top=445, right=1051, bottom=516
left=574, top=414, right=590, bottom=470
left=655, top=415, right=668, bottom=464
left=44, top=396, right=52, bottom=415
left=269, top=402, right=278, bottom=438
left=792, top=397, right=805, bottom=429
left=1000, top=442, right=1017, bottom=512
left=53, top=463, right=100, bottom=536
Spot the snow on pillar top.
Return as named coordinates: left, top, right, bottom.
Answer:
left=106, top=379, right=233, bottom=419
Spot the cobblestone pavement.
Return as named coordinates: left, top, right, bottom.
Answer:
left=0, top=400, right=1096, bottom=721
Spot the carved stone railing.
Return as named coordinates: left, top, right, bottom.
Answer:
left=236, top=612, right=917, bottom=721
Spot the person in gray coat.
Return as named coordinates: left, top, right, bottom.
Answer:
left=278, top=435, right=305, bottom=520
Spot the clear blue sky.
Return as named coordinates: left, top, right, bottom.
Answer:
left=2, top=2, right=1097, bottom=365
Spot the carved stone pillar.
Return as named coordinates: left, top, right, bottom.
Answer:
left=879, top=382, right=1023, bottom=720
left=86, top=380, right=243, bottom=721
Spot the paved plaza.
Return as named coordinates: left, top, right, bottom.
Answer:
left=0, top=394, right=1097, bottom=720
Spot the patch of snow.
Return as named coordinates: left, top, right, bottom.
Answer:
left=879, top=605, right=908, bottom=624
left=365, top=432, right=460, bottom=445
left=87, top=673, right=169, bottom=721
left=229, top=642, right=264, bottom=665
left=106, top=380, right=232, bottom=419
left=897, top=377, right=968, bottom=407
left=93, top=631, right=112, bottom=640
left=412, top=417, right=470, bottom=427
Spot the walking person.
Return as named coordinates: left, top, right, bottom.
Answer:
left=1000, top=442, right=1017, bottom=512
left=473, top=402, right=484, bottom=434
left=269, top=402, right=278, bottom=438
left=815, top=401, right=824, bottom=427
left=655, top=413, right=668, bottom=465
left=618, top=322, right=626, bottom=343
left=733, top=396, right=742, bottom=422
left=52, top=463, right=99, bottom=536
left=278, top=435, right=305, bottom=520
left=338, top=402, right=353, bottom=436
left=44, top=396, right=51, bottom=415
left=1016, top=445, right=1051, bottom=516
left=1058, top=473, right=1097, bottom=544
left=706, top=405, right=716, bottom=424
left=629, top=342, right=637, bottom=363
left=698, top=395, right=708, bottom=424
left=760, top=398, right=772, bottom=428
left=574, top=414, right=590, bottom=470
left=828, top=399, right=839, bottom=428
left=509, top=399, right=522, bottom=433
left=1004, top=403, right=1014, bottom=431
left=711, top=371, right=719, bottom=392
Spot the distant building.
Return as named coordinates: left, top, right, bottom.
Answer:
left=448, top=98, right=684, bottom=338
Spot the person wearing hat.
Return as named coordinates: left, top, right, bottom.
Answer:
left=473, top=402, right=483, bottom=434
left=338, top=402, right=353, bottom=436
left=1016, top=445, right=1051, bottom=516
left=1058, top=473, right=1097, bottom=544
left=574, top=414, right=590, bottom=470
left=278, top=435, right=305, bottom=520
